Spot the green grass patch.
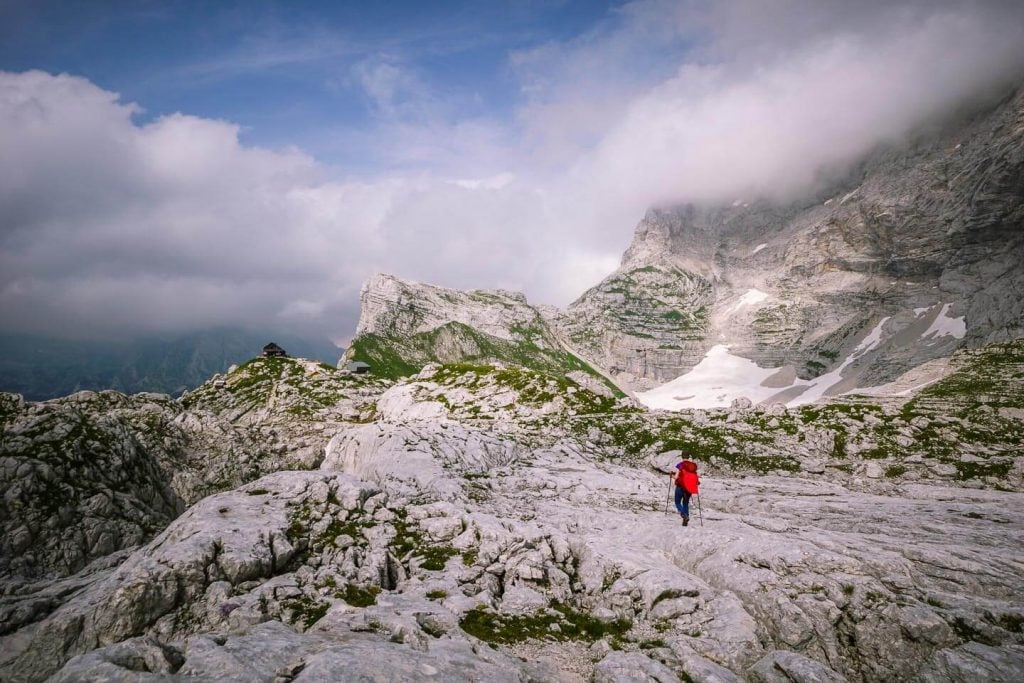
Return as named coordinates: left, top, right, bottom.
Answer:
left=337, top=584, right=380, bottom=607
left=389, top=510, right=459, bottom=571
left=651, top=589, right=683, bottom=608
left=991, top=613, right=1024, bottom=634
left=884, top=464, right=907, bottom=478
left=346, top=321, right=623, bottom=396
left=459, top=603, right=631, bottom=646
left=345, top=333, right=421, bottom=379
left=954, top=461, right=1012, bottom=480
left=950, top=616, right=1001, bottom=646
left=282, top=595, right=330, bottom=629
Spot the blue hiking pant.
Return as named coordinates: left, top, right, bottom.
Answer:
left=674, top=486, right=691, bottom=518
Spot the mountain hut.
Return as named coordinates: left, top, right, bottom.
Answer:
left=344, top=361, right=371, bottom=374
left=261, top=342, right=287, bottom=358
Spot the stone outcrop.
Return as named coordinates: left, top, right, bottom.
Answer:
left=0, top=356, right=391, bottom=582
left=0, top=391, right=184, bottom=579
left=552, top=262, right=714, bottom=388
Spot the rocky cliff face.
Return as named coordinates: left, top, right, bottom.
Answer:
left=553, top=260, right=714, bottom=387
left=555, top=86, right=1024, bottom=400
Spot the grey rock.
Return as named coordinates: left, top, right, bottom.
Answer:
left=594, top=651, right=680, bottom=683
left=731, top=397, right=754, bottom=411
left=747, top=650, right=847, bottom=683
left=49, top=636, right=183, bottom=682
left=674, top=649, right=744, bottom=683
left=500, top=585, right=548, bottom=614
left=340, top=273, right=610, bottom=388
left=918, top=641, right=1024, bottom=683
left=1, top=471, right=382, bottom=682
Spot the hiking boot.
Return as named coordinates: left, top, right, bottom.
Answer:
left=682, top=516, right=689, bottom=526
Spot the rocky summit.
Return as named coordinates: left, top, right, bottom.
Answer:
left=2, top=91, right=1024, bottom=683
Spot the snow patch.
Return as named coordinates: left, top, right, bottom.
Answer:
left=840, top=188, right=860, bottom=204
left=789, top=317, right=890, bottom=406
left=856, top=316, right=889, bottom=355
left=636, top=345, right=783, bottom=410
left=922, top=303, right=966, bottom=340
left=727, top=289, right=769, bottom=315
left=638, top=317, right=893, bottom=410
left=751, top=243, right=767, bottom=255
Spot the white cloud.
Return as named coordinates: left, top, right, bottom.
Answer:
left=0, top=72, right=569, bottom=339
left=451, top=173, right=515, bottom=190
left=543, top=0, right=1024, bottom=241
left=278, top=299, right=327, bottom=320
left=352, top=57, right=425, bottom=118
left=2, top=1, right=1024, bottom=341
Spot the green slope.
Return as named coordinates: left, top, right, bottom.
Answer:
left=347, top=321, right=620, bottom=395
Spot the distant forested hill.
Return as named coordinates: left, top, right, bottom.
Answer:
left=0, top=329, right=341, bottom=400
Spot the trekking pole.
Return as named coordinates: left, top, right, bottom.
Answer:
left=695, top=458, right=704, bottom=527
left=664, top=475, right=672, bottom=515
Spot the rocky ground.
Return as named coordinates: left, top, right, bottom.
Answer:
left=1, top=353, right=1022, bottom=682
left=0, top=357, right=391, bottom=581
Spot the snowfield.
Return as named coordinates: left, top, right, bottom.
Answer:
left=636, top=309, right=966, bottom=410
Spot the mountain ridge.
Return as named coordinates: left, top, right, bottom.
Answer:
left=343, top=273, right=619, bottom=396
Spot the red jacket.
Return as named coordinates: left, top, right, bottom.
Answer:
left=675, top=460, right=699, bottom=494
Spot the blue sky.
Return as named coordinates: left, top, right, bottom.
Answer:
left=1, top=1, right=638, bottom=171
left=2, top=1, right=1023, bottom=342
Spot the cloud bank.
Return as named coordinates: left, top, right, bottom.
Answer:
left=2, top=0, right=1023, bottom=341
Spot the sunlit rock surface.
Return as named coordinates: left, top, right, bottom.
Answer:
left=3, top=360, right=1022, bottom=682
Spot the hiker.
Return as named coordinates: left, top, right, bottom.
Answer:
left=672, top=459, right=700, bottom=526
